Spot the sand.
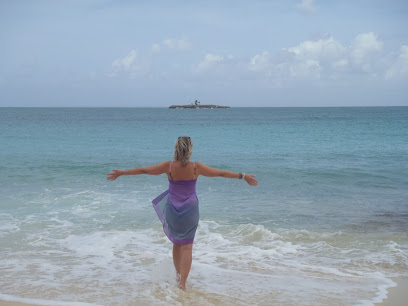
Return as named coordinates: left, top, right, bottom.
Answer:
left=0, top=302, right=32, bottom=306
left=376, top=277, right=408, bottom=306
left=1, top=277, right=407, bottom=305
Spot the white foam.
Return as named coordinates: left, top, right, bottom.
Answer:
left=1, top=218, right=406, bottom=305
left=356, top=276, right=397, bottom=305
left=0, top=213, right=20, bottom=236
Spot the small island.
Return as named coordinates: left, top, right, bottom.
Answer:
left=169, top=100, right=230, bottom=109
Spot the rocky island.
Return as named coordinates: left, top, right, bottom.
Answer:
left=169, top=100, right=230, bottom=109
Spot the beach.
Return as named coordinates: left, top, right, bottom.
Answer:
left=1, top=107, right=407, bottom=305
left=1, top=277, right=407, bottom=305
left=0, top=302, right=28, bottom=306
left=378, top=278, right=408, bottom=306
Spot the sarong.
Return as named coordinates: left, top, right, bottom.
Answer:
left=152, top=179, right=199, bottom=244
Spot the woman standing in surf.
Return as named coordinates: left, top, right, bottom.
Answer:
left=106, top=136, right=258, bottom=290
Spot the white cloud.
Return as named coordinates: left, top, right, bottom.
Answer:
left=281, top=36, right=346, bottom=79
left=287, top=36, right=346, bottom=60
left=290, top=58, right=321, bottom=79
left=351, top=32, right=383, bottom=71
left=151, top=43, right=161, bottom=53
left=152, top=38, right=192, bottom=53
left=163, top=38, right=191, bottom=50
left=247, top=33, right=390, bottom=83
left=196, top=54, right=224, bottom=72
left=401, top=45, right=408, bottom=61
left=249, top=51, right=272, bottom=72
left=110, top=33, right=404, bottom=84
left=386, top=45, right=408, bottom=79
left=297, top=0, right=318, bottom=14
left=332, top=59, right=349, bottom=70
left=111, top=49, right=148, bottom=77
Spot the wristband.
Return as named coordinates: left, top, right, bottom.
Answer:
left=242, top=173, right=246, bottom=179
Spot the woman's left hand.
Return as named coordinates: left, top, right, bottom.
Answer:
left=244, top=174, right=258, bottom=186
left=107, top=169, right=122, bottom=181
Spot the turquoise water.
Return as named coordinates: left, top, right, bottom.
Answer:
left=1, top=107, right=407, bottom=305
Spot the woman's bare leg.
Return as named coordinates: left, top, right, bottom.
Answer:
left=172, top=243, right=181, bottom=278
left=178, top=243, right=193, bottom=290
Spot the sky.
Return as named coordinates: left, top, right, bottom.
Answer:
left=1, top=0, right=408, bottom=107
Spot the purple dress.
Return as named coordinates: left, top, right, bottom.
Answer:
left=152, top=164, right=199, bottom=245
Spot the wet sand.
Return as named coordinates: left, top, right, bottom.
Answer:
left=377, top=277, right=408, bottom=306
left=1, top=277, right=407, bottom=306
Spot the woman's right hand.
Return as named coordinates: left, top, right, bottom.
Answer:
left=244, top=174, right=258, bottom=186
left=107, top=169, right=123, bottom=181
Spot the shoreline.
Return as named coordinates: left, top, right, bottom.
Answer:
left=0, top=302, right=32, bottom=306
left=1, top=277, right=406, bottom=306
left=375, top=277, right=408, bottom=306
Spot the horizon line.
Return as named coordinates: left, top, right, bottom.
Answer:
left=1, top=105, right=407, bottom=108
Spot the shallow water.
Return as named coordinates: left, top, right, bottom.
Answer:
left=0, top=107, right=407, bottom=305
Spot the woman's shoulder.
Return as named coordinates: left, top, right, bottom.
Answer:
left=159, top=160, right=172, bottom=166
left=156, top=160, right=172, bottom=169
left=194, top=162, right=208, bottom=171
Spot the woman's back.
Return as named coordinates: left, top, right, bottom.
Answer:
left=168, top=161, right=197, bottom=181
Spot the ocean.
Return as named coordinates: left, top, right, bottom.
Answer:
left=0, top=107, right=407, bottom=305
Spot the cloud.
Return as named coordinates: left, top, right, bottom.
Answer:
left=111, top=33, right=403, bottom=85
left=247, top=33, right=391, bottom=83
left=196, top=54, right=224, bottom=72
left=193, top=53, right=243, bottom=81
left=151, top=43, right=161, bottom=53
left=257, top=36, right=347, bottom=80
left=385, top=45, right=408, bottom=79
left=163, top=38, right=191, bottom=50
left=111, top=49, right=148, bottom=77
left=287, top=36, right=346, bottom=60
left=296, top=0, right=318, bottom=14
left=351, top=32, right=383, bottom=72
left=248, top=51, right=272, bottom=72
left=286, top=36, right=347, bottom=78
left=152, top=38, right=192, bottom=53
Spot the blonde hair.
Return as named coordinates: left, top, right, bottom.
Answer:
left=174, top=136, right=193, bottom=166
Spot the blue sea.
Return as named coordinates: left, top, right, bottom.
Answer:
left=0, top=107, right=407, bottom=305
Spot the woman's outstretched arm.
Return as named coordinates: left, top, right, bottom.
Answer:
left=196, top=162, right=258, bottom=186
left=107, top=161, right=170, bottom=181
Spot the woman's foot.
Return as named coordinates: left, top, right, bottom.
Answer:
left=176, top=273, right=186, bottom=290
left=178, top=282, right=186, bottom=291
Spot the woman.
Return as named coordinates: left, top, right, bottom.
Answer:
left=107, top=136, right=258, bottom=290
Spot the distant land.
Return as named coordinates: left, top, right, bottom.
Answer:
left=169, top=100, right=230, bottom=109
left=169, top=104, right=230, bottom=109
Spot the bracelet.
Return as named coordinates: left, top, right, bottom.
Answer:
left=239, top=173, right=242, bottom=179
left=242, top=173, right=246, bottom=179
